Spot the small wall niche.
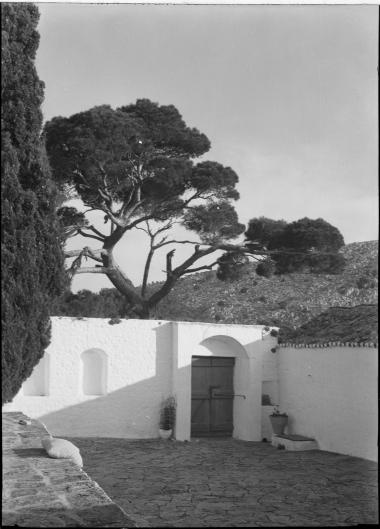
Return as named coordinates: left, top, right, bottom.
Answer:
left=261, top=380, right=278, bottom=406
left=22, top=354, right=49, bottom=396
left=81, top=349, right=107, bottom=396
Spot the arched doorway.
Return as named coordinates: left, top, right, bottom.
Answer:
left=190, top=336, right=250, bottom=439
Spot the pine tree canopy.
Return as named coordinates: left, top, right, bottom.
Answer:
left=45, top=97, right=347, bottom=317
left=245, top=216, right=346, bottom=275
left=45, top=99, right=249, bottom=318
left=45, top=100, right=241, bottom=227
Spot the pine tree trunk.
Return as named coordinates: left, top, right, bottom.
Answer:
left=101, top=247, right=150, bottom=319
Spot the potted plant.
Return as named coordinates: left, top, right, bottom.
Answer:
left=159, top=396, right=176, bottom=439
left=269, top=406, right=288, bottom=435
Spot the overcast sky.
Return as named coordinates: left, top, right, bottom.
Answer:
left=36, top=3, right=378, bottom=290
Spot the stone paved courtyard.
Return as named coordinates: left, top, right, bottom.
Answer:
left=65, top=437, right=378, bottom=527
left=2, top=413, right=136, bottom=527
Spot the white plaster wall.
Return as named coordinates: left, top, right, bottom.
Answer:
left=261, top=405, right=277, bottom=440
left=278, top=346, right=378, bottom=461
left=4, top=317, right=173, bottom=438
left=4, top=318, right=274, bottom=441
left=261, top=338, right=279, bottom=382
left=173, top=322, right=276, bottom=441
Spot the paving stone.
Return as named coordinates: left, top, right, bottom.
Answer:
left=63, top=435, right=378, bottom=527
left=2, top=412, right=140, bottom=528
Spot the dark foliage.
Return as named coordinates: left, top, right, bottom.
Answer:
left=182, top=201, right=245, bottom=244
left=246, top=216, right=346, bottom=275
left=45, top=98, right=246, bottom=317
left=245, top=217, right=287, bottom=248
left=53, top=289, right=130, bottom=319
left=256, top=258, right=276, bottom=278
left=159, top=397, right=176, bottom=430
left=44, top=100, right=219, bottom=223
left=216, top=251, right=249, bottom=281
left=1, top=3, right=66, bottom=404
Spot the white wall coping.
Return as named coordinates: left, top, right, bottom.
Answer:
left=52, top=316, right=274, bottom=331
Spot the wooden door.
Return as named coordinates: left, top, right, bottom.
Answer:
left=191, top=356, right=235, bottom=437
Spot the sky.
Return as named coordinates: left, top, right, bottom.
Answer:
left=35, top=3, right=378, bottom=291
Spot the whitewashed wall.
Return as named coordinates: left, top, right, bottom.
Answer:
left=6, top=316, right=376, bottom=460
left=278, top=346, right=378, bottom=461
left=4, top=317, right=275, bottom=441
left=5, top=318, right=173, bottom=438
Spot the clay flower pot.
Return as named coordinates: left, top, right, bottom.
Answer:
left=158, top=428, right=172, bottom=439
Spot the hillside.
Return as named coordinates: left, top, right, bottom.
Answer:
left=149, top=241, right=378, bottom=329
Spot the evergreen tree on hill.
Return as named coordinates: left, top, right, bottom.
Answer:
left=45, top=99, right=347, bottom=318
left=246, top=216, right=346, bottom=277
left=45, top=100, right=249, bottom=318
left=1, top=3, right=66, bottom=404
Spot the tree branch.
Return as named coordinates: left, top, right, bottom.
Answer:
left=180, top=261, right=219, bottom=274
left=166, top=249, right=176, bottom=275
left=65, top=247, right=103, bottom=262
left=82, top=191, right=123, bottom=228
left=141, top=248, right=155, bottom=298
left=139, top=221, right=173, bottom=296
left=74, top=267, right=107, bottom=274
left=123, top=198, right=145, bottom=222
left=65, top=249, right=83, bottom=258
left=135, top=225, right=149, bottom=235
left=96, top=162, right=114, bottom=208
left=153, top=238, right=201, bottom=249
left=182, top=191, right=201, bottom=207
left=87, top=225, right=107, bottom=240
left=147, top=245, right=217, bottom=309
left=82, top=247, right=103, bottom=263
left=119, top=185, right=137, bottom=215
left=77, top=229, right=105, bottom=243
left=99, top=206, right=126, bottom=228
left=125, top=214, right=156, bottom=231
left=98, top=187, right=113, bottom=206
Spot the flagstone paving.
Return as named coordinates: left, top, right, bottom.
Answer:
left=65, top=436, right=378, bottom=527
left=2, top=412, right=137, bottom=528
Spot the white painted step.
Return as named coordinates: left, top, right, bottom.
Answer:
left=271, top=434, right=319, bottom=451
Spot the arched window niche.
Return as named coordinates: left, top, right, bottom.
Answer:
left=81, top=349, right=107, bottom=396
left=22, top=353, right=50, bottom=396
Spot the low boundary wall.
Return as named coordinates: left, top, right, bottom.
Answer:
left=278, top=345, right=378, bottom=461
left=3, top=317, right=276, bottom=441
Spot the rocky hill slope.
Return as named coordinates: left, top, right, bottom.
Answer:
left=149, top=241, right=378, bottom=329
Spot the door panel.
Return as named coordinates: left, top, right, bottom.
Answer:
left=191, top=396, right=210, bottom=433
left=191, top=356, right=235, bottom=437
left=211, top=396, right=233, bottom=432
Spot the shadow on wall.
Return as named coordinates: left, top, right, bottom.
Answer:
left=39, top=322, right=174, bottom=438
left=39, top=374, right=169, bottom=438
left=23, top=322, right=268, bottom=441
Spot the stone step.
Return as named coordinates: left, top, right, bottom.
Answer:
left=271, top=434, right=319, bottom=451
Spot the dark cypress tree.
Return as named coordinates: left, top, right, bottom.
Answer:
left=1, top=3, right=66, bottom=404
